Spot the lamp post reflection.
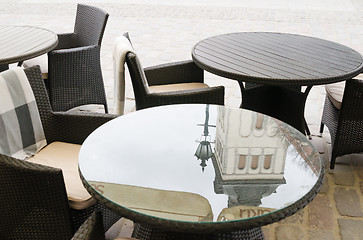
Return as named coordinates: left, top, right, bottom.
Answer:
left=195, top=104, right=215, bottom=171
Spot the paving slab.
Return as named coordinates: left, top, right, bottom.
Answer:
left=334, top=187, right=363, bottom=217
left=338, top=218, right=363, bottom=240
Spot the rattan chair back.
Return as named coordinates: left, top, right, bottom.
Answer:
left=74, top=3, right=109, bottom=47
left=0, top=66, right=120, bottom=237
left=329, top=78, right=363, bottom=169
left=47, top=4, right=109, bottom=112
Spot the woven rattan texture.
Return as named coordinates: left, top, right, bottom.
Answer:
left=126, top=52, right=225, bottom=110
left=0, top=66, right=121, bottom=238
left=0, top=155, right=73, bottom=239
left=132, top=224, right=264, bottom=240
left=72, top=211, right=105, bottom=240
left=47, top=3, right=109, bottom=112
left=322, top=78, right=363, bottom=169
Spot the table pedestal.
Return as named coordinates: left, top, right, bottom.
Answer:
left=132, top=223, right=264, bottom=240
left=240, top=83, right=311, bottom=134
left=0, top=64, right=9, bottom=72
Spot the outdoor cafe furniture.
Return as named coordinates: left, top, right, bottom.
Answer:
left=23, top=3, right=109, bottom=113
left=0, top=151, right=105, bottom=240
left=79, top=104, right=324, bottom=240
left=192, top=32, right=363, bottom=135
left=320, top=78, right=363, bottom=170
left=0, top=66, right=121, bottom=235
left=0, top=26, right=58, bottom=71
left=114, top=32, right=225, bottom=113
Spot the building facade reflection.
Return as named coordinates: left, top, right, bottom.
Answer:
left=213, top=107, right=289, bottom=210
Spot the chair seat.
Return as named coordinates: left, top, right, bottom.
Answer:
left=28, top=141, right=95, bottom=210
left=23, top=54, right=48, bottom=79
left=149, top=82, right=209, bottom=93
left=325, top=81, right=345, bottom=109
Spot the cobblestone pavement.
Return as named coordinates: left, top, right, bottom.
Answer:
left=1, top=0, right=363, bottom=239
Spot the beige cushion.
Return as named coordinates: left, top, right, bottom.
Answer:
left=23, top=54, right=48, bottom=79
left=325, top=81, right=345, bottom=109
left=28, top=141, right=95, bottom=210
left=149, top=82, right=209, bottom=93
left=90, top=181, right=213, bottom=222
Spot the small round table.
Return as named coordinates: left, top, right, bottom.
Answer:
left=79, top=104, right=324, bottom=240
left=192, top=32, right=363, bottom=134
left=0, top=26, right=58, bottom=71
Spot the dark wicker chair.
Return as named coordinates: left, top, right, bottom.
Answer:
left=0, top=152, right=106, bottom=240
left=123, top=34, right=225, bottom=110
left=0, top=66, right=120, bottom=239
left=72, top=212, right=105, bottom=240
left=24, top=3, right=109, bottom=113
left=319, top=78, right=363, bottom=170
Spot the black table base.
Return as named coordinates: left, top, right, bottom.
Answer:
left=240, top=84, right=311, bottom=134
left=132, top=223, right=264, bottom=240
left=0, top=64, right=9, bottom=72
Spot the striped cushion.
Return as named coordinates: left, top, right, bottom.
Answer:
left=0, top=67, right=47, bottom=160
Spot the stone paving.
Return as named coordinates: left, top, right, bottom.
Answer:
left=1, top=0, right=363, bottom=239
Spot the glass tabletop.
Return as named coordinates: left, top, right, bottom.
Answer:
left=79, top=104, right=323, bottom=227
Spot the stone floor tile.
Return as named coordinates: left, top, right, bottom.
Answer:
left=279, top=209, right=305, bottom=224
left=357, top=167, right=363, bottom=179
left=275, top=225, right=304, bottom=240
left=334, top=187, right=363, bottom=217
left=338, top=218, right=363, bottom=240
left=307, top=230, right=335, bottom=240
left=308, top=194, right=334, bottom=229
left=319, top=172, right=329, bottom=194
left=332, top=164, right=355, bottom=186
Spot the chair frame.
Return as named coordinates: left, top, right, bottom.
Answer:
left=47, top=3, right=109, bottom=112
left=0, top=66, right=120, bottom=239
left=320, top=78, right=363, bottom=170
left=125, top=52, right=225, bottom=110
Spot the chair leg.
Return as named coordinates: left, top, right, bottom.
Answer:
left=319, top=122, right=324, bottom=137
left=305, top=119, right=312, bottom=140
left=329, top=154, right=336, bottom=172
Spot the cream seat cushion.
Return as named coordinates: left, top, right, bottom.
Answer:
left=27, top=141, right=95, bottom=210
left=149, top=82, right=209, bottom=93
left=22, top=54, right=48, bottom=79
left=90, top=181, right=213, bottom=222
left=325, top=81, right=345, bottom=109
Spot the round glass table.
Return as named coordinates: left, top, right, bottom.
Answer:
left=79, top=104, right=324, bottom=240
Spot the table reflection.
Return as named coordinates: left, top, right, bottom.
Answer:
left=79, top=104, right=322, bottom=224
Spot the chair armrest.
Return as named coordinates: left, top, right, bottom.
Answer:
left=137, top=85, right=225, bottom=110
left=52, top=111, right=117, bottom=144
left=48, top=45, right=101, bottom=71
left=50, top=44, right=98, bottom=55
left=72, top=211, right=105, bottom=240
left=55, top=33, right=77, bottom=49
left=144, top=60, right=204, bottom=86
